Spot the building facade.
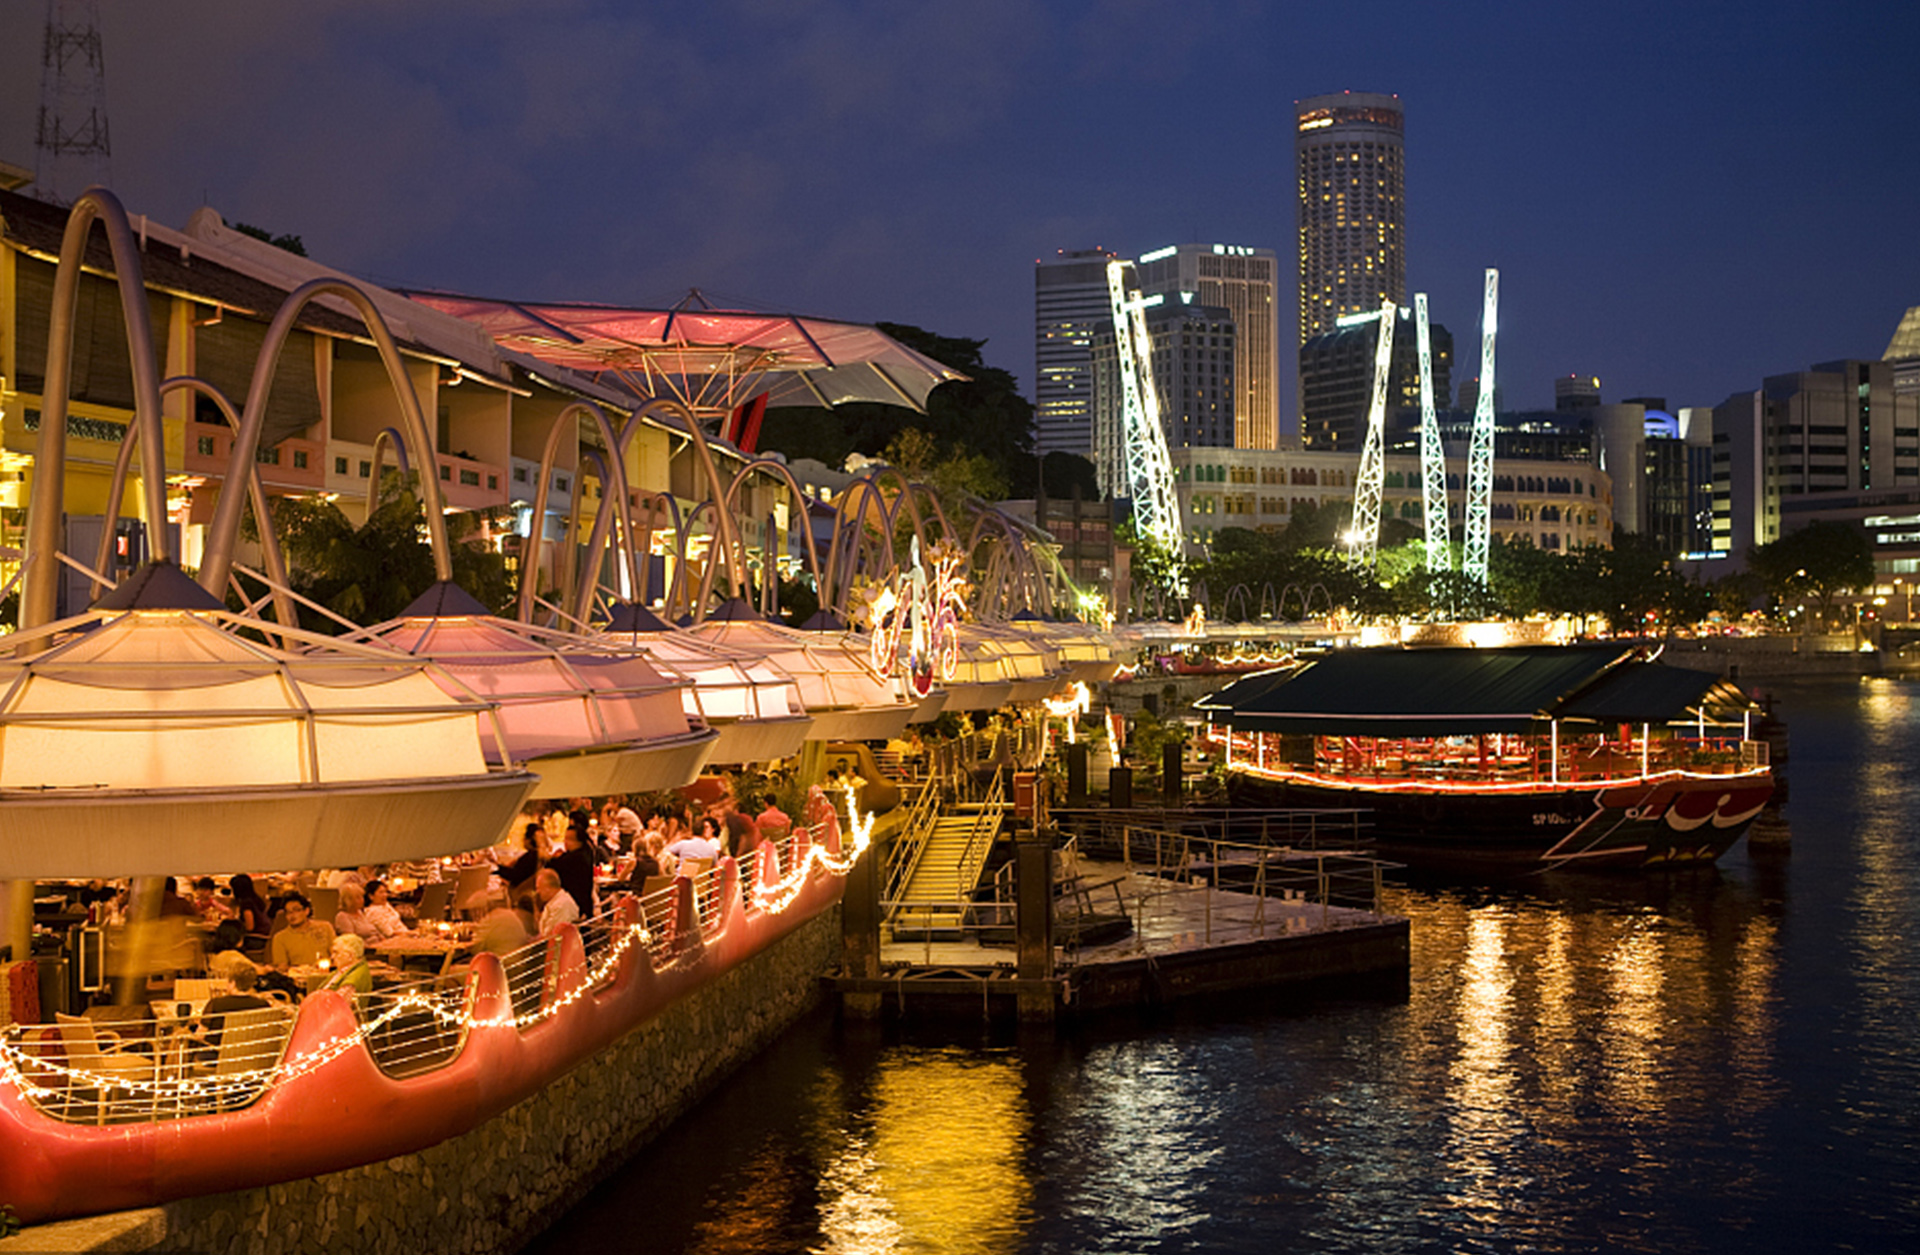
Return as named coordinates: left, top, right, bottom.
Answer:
left=1032, top=248, right=1116, bottom=460
left=1167, top=442, right=1611, bottom=556
left=1089, top=301, right=1237, bottom=497
left=1555, top=375, right=1602, bottom=411
left=1134, top=243, right=1279, bottom=450
left=1298, top=305, right=1451, bottom=452
left=1295, top=91, right=1406, bottom=346
left=1707, top=359, right=1920, bottom=571
left=0, top=187, right=791, bottom=616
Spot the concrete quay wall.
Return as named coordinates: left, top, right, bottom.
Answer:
left=4, top=908, right=841, bottom=1255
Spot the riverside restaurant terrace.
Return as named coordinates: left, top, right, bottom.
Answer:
left=0, top=189, right=1101, bottom=1231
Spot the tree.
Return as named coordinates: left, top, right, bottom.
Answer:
left=1748, top=521, right=1876, bottom=628
left=757, top=321, right=1038, bottom=495
left=231, top=221, right=307, bottom=256
left=251, top=472, right=514, bottom=631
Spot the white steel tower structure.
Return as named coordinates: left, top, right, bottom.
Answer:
left=1105, top=259, right=1185, bottom=580
left=1347, top=299, right=1397, bottom=568
left=1463, top=268, right=1499, bottom=585
left=1414, top=293, right=1450, bottom=574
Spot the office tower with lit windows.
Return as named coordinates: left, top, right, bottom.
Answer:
left=1295, top=92, right=1406, bottom=345
left=1299, top=306, right=1451, bottom=452
left=1033, top=248, right=1117, bottom=459
left=1134, top=243, right=1279, bottom=449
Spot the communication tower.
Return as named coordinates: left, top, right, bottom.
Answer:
left=34, top=0, right=113, bottom=205
left=1104, top=259, right=1186, bottom=589
left=1462, top=269, right=1499, bottom=585
left=1346, top=299, right=1397, bottom=568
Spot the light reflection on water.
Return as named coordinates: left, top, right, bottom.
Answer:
left=533, top=679, right=1920, bottom=1254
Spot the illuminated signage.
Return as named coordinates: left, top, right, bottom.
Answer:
left=1139, top=246, right=1178, bottom=263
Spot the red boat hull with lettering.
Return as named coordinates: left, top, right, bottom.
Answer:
left=1229, top=768, right=1774, bottom=873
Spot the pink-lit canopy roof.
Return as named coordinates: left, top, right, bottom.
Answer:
left=402, top=289, right=967, bottom=418
left=352, top=583, right=715, bottom=795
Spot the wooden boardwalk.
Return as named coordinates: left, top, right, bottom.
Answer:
left=835, top=856, right=1409, bottom=1020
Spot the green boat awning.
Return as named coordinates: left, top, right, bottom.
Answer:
left=1204, top=645, right=1748, bottom=737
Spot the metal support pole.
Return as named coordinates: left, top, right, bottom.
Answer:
left=1014, top=832, right=1055, bottom=1022
left=840, top=822, right=885, bottom=1020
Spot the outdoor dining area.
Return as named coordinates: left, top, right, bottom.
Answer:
left=2, top=775, right=855, bottom=1128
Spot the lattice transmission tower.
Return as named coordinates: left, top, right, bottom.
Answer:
left=1414, top=293, right=1451, bottom=575
left=1462, top=268, right=1499, bottom=585
left=1346, top=299, right=1397, bottom=569
left=34, top=0, right=113, bottom=205
left=1104, top=258, right=1186, bottom=592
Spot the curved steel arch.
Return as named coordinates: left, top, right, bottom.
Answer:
left=198, top=277, right=454, bottom=597
left=23, top=189, right=171, bottom=631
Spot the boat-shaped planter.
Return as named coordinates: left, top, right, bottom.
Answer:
left=0, top=810, right=858, bottom=1223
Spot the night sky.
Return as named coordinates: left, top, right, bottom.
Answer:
left=4, top=1, right=1918, bottom=433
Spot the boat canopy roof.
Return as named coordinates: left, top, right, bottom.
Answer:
left=1196, top=645, right=1754, bottom=737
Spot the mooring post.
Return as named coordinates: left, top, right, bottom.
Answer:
left=1109, top=765, right=1132, bottom=810
left=1066, top=741, right=1088, bottom=807
left=840, top=825, right=885, bottom=1019
left=1163, top=741, right=1182, bottom=804
left=1014, top=831, right=1055, bottom=1022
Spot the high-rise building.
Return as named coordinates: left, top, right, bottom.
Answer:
left=1298, top=306, right=1451, bottom=452
left=1555, top=375, right=1601, bottom=411
left=1134, top=243, right=1279, bottom=449
left=1295, top=91, right=1406, bottom=346
left=1710, top=360, right=1920, bottom=559
left=1089, top=301, right=1236, bottom=496
left=1033, top=248, right=1116, bottom=459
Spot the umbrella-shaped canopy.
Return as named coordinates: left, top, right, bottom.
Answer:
left=352, top=583, right=717, bottom=799
left=596, top=602, right=813, bottom=765
left=0, top=565, right=536, bottom=878
left=402, top=288, right=968, bottom=421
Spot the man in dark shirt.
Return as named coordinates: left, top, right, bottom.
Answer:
left=547, top=822, right=597, bottom=919
left=158, top=877, right=196, bottom=918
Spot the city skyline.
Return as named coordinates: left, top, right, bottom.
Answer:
left=2, top=2, right=1917, bottom=431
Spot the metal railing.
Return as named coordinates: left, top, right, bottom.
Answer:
left=1106, top=824, right=1397, bottom=934
left=883, top=780, right=945, bottom=907
left=953, top=770, right=1008, bottom=904
left=1055, top=805, right=1371, bottom=854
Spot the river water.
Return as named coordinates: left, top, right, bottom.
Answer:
left=529, top=677, right=1920, bottom=1254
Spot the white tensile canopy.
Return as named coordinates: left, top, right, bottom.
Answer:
left=956, top=623, right=1071, bottom=704
left=0, top=569, right=536, bottom=878
left=353, top=583, right=718, bottom=799
left=1006, top=614, right=1120, bottom=684
left=595, top=602, right=813, bottom=765
left=687, top=601, right=914, bottom=743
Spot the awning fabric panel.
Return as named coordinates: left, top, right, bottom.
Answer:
left=1208, top=647, right=1631, bottom=737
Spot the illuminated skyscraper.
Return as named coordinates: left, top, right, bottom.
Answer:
left=1295, top=91, right=1405, bottom=345
left=1134, top=243, right=1279, bottom=449
left=1033, top=248, right=1117, bottom=459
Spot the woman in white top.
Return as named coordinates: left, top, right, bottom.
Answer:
left=333, top=883, right=378, bottom=942
left=361, top=879, right=409, bottom=940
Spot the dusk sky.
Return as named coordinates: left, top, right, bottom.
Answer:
left=4, top=0, right=1918, bottom=432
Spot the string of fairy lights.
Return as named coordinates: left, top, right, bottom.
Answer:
left=0, top=788, right=875, bottom=1122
